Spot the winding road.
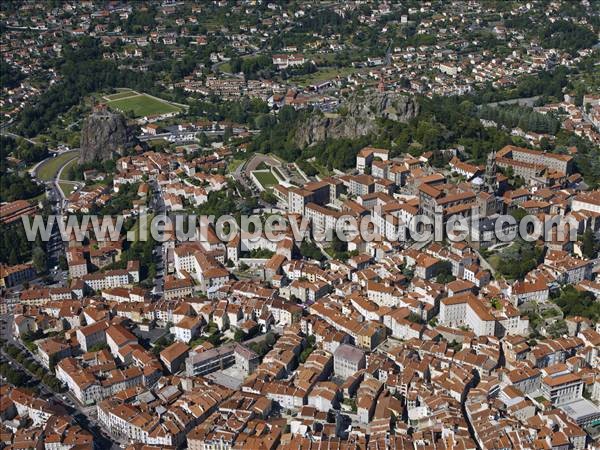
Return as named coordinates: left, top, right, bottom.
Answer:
left=32, top=149, right=83, bottom=200
left=0, top=119, right=37, bottom=145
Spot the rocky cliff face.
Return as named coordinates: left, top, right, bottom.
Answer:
left=295, top=91, right=418, bottom=147
left=79, top=109, right=133, bottom=163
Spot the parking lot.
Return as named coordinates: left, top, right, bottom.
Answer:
left=205, top=366, right=245, bottom=390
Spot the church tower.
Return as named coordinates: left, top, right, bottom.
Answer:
left=485, top=151, right=498, bottom=193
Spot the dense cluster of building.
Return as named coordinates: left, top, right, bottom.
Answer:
left=2, top=138, right=600, bottom=448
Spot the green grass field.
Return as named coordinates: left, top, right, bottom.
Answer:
left=104, top=90, right=136, bottom=101
left=107, top=93, right=181, bottom=118
left=59, top=158, right=78, bottom=181
left=146, top=138, right=169, bottom=149
left=219, top=62, right=232, bottom=73
left=488, top=254, right=501, bottom=271
left=253, top=170, right=278, bottom=189
left=227, top=159, right=244, bottom=174
left=37, top=153, right=78, bottom=181
left=59, top=182, right=75, bottom=197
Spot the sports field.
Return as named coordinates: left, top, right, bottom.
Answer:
left=104, top=90, right=135, bottom=101
left=106, top=92, right=182, bottom=118
left=252, top=170, right=278, bottom=189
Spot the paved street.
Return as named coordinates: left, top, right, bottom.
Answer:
left=149, top=179, right=167, bottom=296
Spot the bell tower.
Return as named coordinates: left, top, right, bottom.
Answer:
left=485, top=151, right=498, bottom=193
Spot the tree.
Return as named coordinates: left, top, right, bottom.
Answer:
left=539, top=20, right=596, bottom=54
left=146, top=263, right=157, bottom=282
left=553, top=285, right=599, bottom=321
left=8, top=248, right=19, bottom=265
left=497, top=239, right=543, bottom=280
left=0, top=366, right=27, bottom=387
left=299, top=346, right=314, bottom=363
left=197, top=132, right=209, bottom=147
left=264, top=332, right=276, bottom=347
left=152, top=334, right=174, bottom=355
left=58, top=255, right=68, bottom=271
left=88, top=343, right=109, bottom=352
left=435, top=261, right=455, bottom=283
left=511, top=207, right=528, bottom=222
left=300, top=240, right=325, bottom=262
left=0, top=61, right=24, bottom=89
left=223, top=127, right=233, bottom=143
left=234, top=329, right=247, bottom=342
left=540, top=137, right=553, bottom=151
left=546, top=320, right=568, bottom=338
left=331, top=235, right=347, bottom=254
left=260, top=190, right=277, bottom=205
left=16, top=36, right=158, bottom=137
left=32, top=246, right=47, bottom=273
left=581, top=229, right=598, bottom=259
left=407, top=312, right=424, bottom=324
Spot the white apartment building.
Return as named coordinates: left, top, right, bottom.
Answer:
left=541, top=373, right=583, bottom=406
left=76, top=321, right=108, bottom=352
left=440, top=294, right=497, bottom=336
left=55, top=358, right=102, bottom=405
left=372, top=209, right=407, bottom=242
left=571, top=191, right=600, bottom=214
left=288, top=187, right=312, bottom=215
left=174, top=247, right=196, bottom=274
left=171, top=316, right=203, bottom=343
left=390, top=318, right=423, bottom=341
left=439, top=295, right=468, bottom=328
left=9, top=390, right=55, bottom=427
left=511, top=279, right=549, bottom=305
left=333, top=344, right=366, bottom=379
left=264, top=383, right=306, bottom=410
left=349, top=295, right=382, bottom=322
left=366, top=281, right=403, bottom=307
left=465, top=298, right=496, bottom=336
left=348, top=175, right=375, bottom=197
left=69, top=260, right=88, bottom=279
left=97, top=400, right=152, bottom=444
left=82, top=270, right=132, bottom=292
left=305, top=203, right=342, bottom=234
left=356, top=147, right=389, bottom=173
